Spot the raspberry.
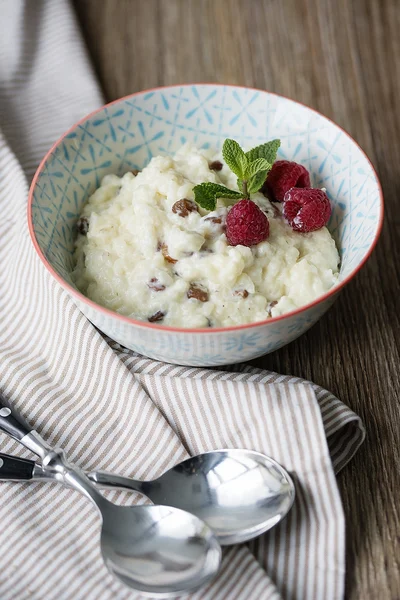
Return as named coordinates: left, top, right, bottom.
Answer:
left=283, top=187, right=332, bottom=233
left=263, top=160, right=310, bottom=202
left=226, top=199, right=269, bottom=247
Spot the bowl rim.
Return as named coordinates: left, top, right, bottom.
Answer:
left=28, top=83, right=384, bottom=335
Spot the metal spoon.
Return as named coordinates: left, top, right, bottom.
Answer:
left=0, top=395, right=221, bottom=597
left=0, top=447, right=295, bottom=545
left=89, top=449, right=295, bottom=545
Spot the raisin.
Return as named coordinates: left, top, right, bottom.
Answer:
left=160, top=243, right=178, bottom=264
left=76, top=217, right=89, bottom=235
left=205, top=216, right=222, bottom=224
left=148, top=278, right=165, bottom=292
left=148, top=311, right=165, bottom=322
left=209, top=160, right=223, bottom=171
left=172, top=198, right=198, bottom=217
left=267, top=300, right=278, bottom=317
left=187, top=284, right=209, bottom=302
left=234, top=289, right=249, bottom=298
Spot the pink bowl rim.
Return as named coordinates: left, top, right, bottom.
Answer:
left=28, top=84, right=384, bottom=335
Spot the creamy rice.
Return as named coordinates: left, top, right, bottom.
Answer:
left=72, top=144, right=340, bottom=328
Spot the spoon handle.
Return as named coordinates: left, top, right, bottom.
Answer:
left=0, top=452, right=35, bottom=480
left=0, top=392, right=33, bottom=440
left=0, top=455, right=150, bottom=499
left=0, top=391, right=52, bottom=458
left=87, top=471, right=150, bottom=496
left=0, top=391, right=107, bottom=508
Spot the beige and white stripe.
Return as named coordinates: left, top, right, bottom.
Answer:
left=0, top=1, right=364, bottom=599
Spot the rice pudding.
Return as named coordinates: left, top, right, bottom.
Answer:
left=72, top=144, right=339, bottom=328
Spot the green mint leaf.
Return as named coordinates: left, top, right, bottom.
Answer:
left=237, top=177, right=245, bottom=194
left=193, top=183, right=244, bottom=211
left=247, top=169, right=271, bottom=194
left=245, top=139, right=281, bottom=165
left=222, top=139, right=248, bottom=179
left=244, top=157, right=271, bottom=179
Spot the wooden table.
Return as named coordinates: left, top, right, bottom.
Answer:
left=73, top=1, right=400, bottom=597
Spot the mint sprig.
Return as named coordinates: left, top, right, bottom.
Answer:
left=245, top=139, right=281, bottom=165
left=193, top=138, right=280, bottom=210
left=244, top=157, right=270, bottom=177
left=248, top=168, right=270, bottom=194
left=193, top=183, right=243, bottom=211
left=222, top=139, right=247, bottom=179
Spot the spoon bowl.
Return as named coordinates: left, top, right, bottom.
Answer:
left=100, top=503, right=220, bottom=597
left=90, top=449, right=295, bottom=545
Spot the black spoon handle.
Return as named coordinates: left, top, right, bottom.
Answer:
left=0, top=452, right=35, bottom=480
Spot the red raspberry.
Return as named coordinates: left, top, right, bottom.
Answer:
left=226, top=199, right=269, bottom=246
left=263, top=160, right=310, bottom=201
left=283, top=187, right=332, bottom=233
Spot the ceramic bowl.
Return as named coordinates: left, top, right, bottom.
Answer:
left=28, top=85, right=383, bottom=366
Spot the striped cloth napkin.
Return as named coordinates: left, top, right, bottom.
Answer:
left=0, top=1, right=365, bottom=599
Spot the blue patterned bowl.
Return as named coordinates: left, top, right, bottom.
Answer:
left=28, top=85, right=383, bottom=366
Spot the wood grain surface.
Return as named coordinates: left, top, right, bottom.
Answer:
left=73, top=1, right=400, bottom=598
